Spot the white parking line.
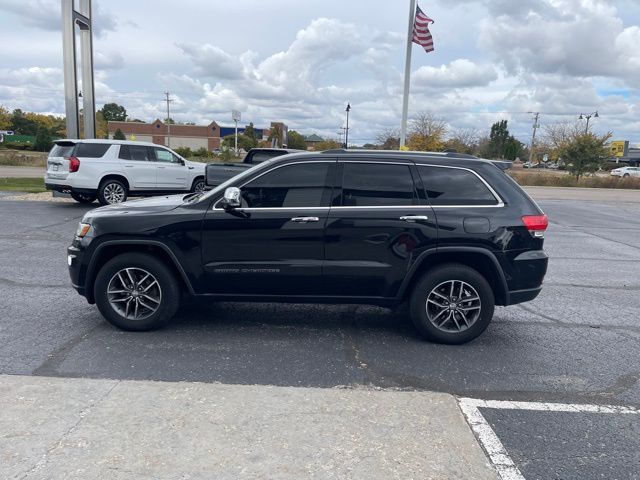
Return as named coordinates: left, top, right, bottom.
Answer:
left=458, top=398, right=640, bottom=480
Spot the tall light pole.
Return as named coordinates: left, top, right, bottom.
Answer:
left=579, top=111, right=599, bottom=134
left=344, top=103, right=351, bottom=149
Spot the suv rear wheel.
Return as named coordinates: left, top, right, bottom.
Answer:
left=94, top=253, right=181, bottom=331
left=98, top=179, right=128, bottom=205
left=409, top=264, right=494, bottom=344
left=191, top=177, right=206, bottom=193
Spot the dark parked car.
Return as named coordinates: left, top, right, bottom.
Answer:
left=205, top=148, right=304, bottom=188
left=68, top=150, right=548, bottom=344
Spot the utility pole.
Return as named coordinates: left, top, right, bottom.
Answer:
left=164, top=91, right=173, bottom=147
left=528, top=112, right=540, bottom=164
left=337, top=128, right=345, bottom=147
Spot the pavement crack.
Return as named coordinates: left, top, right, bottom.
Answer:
left=592, top=370, right=640, bottom=399
left=0, top=276, right=68, bottom=289
left=33, top=324, right=102, bottom=377
left=19, top=380, right=120, bottom=479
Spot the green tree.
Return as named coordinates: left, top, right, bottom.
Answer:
left=504, top=136, right=524, bottom=160
left=174, top=146, right=193, bottom=158
left=559, top=132, right=611, bottom=180
left=243, top=123, right=259, bottom=143
left=11, top=109, right=38, bottom=135
left=113, top=128, right=126, bottom=140
left=33, top=126, right=53, bottom=152
left=485, top=120, right=510, bottom=159
left=100, top=103, right=127, bottom=122
left=268, top=123, right=284, bottom=148
left=221, top=134, right=254, bottom=151
left=287, top=130, right=307, bottom=150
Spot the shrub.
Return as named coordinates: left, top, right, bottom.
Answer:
left=173, top=146, right=192, bottom=158
left=509, top=171, right=640, bottom=190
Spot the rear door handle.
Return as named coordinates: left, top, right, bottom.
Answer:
left=291, top=217, right=320, bottom=223
left=400, top=215, right=429, bottom=222
left=158, top=166, right=166, bottom=169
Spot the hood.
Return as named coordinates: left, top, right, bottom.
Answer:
left=84, top=194, right=187, bottom=221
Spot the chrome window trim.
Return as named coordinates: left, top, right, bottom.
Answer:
left=339, top=160, right=414, bottom=166
left=417, top=164, right=504, bottom=207
left=212, top=160, right=335, bottom=209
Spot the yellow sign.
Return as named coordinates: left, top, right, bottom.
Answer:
left=610, top=140, right=627, bottom=157
left=399, top=145, right=409, bottom=151
left=129, top=134, right=137, bottom=141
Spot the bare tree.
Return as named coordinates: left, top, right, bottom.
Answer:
left=445, top=128, right=480, bottom=154
left=376, top=128, right=400, bottom=150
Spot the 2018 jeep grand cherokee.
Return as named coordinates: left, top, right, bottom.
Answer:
left=68, top=150, right=548, bottom=344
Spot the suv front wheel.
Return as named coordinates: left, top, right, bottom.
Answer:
left=94, top=253, right=181, bottom=331
left=409, top=264, right=495, bottom=344
left=98, top=179, right=128, bottom=205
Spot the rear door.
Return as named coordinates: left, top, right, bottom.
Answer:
left=46, top=141, right=76, bottom=180
left=118, top=145, right=157, bottom=190
left=153, top=147, right=190, bottom=190
left=323, top=160, right=437, bottom=298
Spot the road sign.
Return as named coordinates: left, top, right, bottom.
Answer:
left=610, top=140, right=629, bottom=158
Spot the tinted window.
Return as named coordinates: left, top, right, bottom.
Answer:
left=154, top=147, right=180, bottom=163
left=340, top=163, right=416, bottom=206
left=49, top=143, right=75, bottom=158
left=241, top=163, right=331, bottom=208
left=251, top=151, right=284, bottom=163
left=419, top=166, right=498, bottom=206
left=74, top=143, right=111, bottom=158
left=119, top=145, right=151, bottom=161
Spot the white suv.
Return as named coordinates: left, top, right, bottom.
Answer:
left=45, top=139, right=207, bottom=205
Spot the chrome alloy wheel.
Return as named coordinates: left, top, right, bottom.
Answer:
left=107, top=268, right=162, bottom=320
left=103, top=182, right=125, bottom=204
left=193, top=180, right=206, bottom=193
left=426, top=280, right=481, bottom=333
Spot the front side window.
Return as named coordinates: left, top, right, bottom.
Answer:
left=339, top=163, right=416, bottom=206
left=154, top=147, right=180, bottom=163
left=241, top=163, right=331, bottom=208
left=74, top=143, right=111, bottom=158
left=419, top=166, right=498, bottom=206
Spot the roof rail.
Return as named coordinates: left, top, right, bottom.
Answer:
left=320, top=148, right=479, bottom=159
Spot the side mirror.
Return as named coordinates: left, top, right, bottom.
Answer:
left=221, top=187, right=241, bottom=210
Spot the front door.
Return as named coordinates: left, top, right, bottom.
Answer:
left=201, top=160, right=336, bottom=295
left=324, top=160, right=438, bottom=298
left=153, top=147, right=189, bottom=190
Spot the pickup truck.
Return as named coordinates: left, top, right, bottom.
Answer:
left=205, top=148, right=304, bottom=187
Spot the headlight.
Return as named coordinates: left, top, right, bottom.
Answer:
left=76, top=222, right=92, bottom=238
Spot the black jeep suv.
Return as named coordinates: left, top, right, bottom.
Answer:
left=68, top=150, right=548, bottom=344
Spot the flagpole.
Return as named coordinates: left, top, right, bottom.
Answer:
left=400, top=0, right=416, bottom=149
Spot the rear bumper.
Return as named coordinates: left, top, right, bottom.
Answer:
left=46, top=183, right=96, bottom=195
left=506, top=286, right=542, bottom=305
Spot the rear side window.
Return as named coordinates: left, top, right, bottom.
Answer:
left=74, top=143, right=111, bottom=158
left=153, top=147, right=181, bottom=163
left=49, top=143, right=75, bottom=158
left=339, top=163, right=416, bottom=206
left=419, top=166, right=498, bottom=206
left=119, top=145, right=152, bottom=161
left=251, top=151, right=284, bottom=163
left=241, top=163, right=332, bottom=208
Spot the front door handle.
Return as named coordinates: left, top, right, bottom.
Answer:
left=291, top=217, right=320, bottom=223
left=400, top=215, right=429, bottom=222
left=158, top=166, right=166, bottom=169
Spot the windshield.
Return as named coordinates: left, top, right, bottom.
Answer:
left=195, top=158, right=279, bottom=203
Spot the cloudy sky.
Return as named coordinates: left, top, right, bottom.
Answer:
left=1, top=0, right=639, bottom=145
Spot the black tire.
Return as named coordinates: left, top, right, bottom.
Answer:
left=191, top=177, right=206, bottom=193
left=409, top=264, right=495, bottom=344
left=71, top=192, right=97, bottom=204
left=97, top=178, right=128, bottom=205
left=94, top=253, right=181, bottom=331
left=623, top=173, right=630, bottom=178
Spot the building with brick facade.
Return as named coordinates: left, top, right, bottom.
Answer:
left=107, top=119, right=288, bottom=151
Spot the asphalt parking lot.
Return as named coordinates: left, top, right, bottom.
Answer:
left=1, top=190, right=640, bottom=479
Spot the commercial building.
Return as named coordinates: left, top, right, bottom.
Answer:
left=107, top=120, right=288, bottom=151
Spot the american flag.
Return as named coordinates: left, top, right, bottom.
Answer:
left=412, top=5, right=435, bottom=53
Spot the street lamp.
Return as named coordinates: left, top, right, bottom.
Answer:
left=579, top=111, right=599, bottom=134
left=344, top=103, right=351, bottom=149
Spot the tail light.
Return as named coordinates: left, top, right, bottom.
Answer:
left=68, top=156, right=80, bottom=173
left=522, top=214, right=548, bottom=237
